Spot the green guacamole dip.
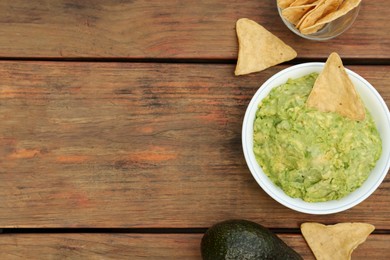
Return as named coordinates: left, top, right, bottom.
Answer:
left=253, top=73, right=382, bottom=202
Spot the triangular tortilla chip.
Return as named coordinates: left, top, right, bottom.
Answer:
left=296, top=3, right=316, bottom=28
left=298, top=0, right=343, bottom=30
left=301, top=222, right=375, bottom=260
left=277, top=0, right=296, bottom=9
left=290, top=0, right=318, bottom=7
left=301, top=23, right=325, bottom=34
left=234, top=18, right=297, bottom=76
left=282, top=3, right=318, bottom=25
left=306, top=52, right=366, bottom=121
left=301, top=0, right=361, bottom=34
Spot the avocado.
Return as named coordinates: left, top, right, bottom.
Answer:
left=201, top=219, right=302, bottom=260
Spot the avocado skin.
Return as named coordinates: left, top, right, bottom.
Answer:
left=201, top=219, right=302, bottom=260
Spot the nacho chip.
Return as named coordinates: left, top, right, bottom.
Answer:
left=301, top=0, right=361, bottom=34
left=300, top=21, right=325, bottom=34
left=298, top=0, right=343, bottom=30
left=282, top=3, right=318, bottom=25
left=306, top=52, right=365, bottom=121
left=234, top=18, right=297, bottom=76
left=295, top=1, right=323, bottom=29
left=301, top=222, right=375, bottom=260
left=277, top=0, right=296, bottom=9
left=290, top=0, right=318, bottom=7
left=296, top=5, right=316, bottom=28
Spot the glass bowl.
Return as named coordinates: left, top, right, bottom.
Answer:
left=277, top=2, right=361, bottom=41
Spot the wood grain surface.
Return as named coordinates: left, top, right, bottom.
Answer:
left=0, top=61, right=389, bottom=228
left=0, top=233, right=388, bottom=259
left=0, top=0, right=388, bottom=60
left=1, top=1, right=389, bottom=258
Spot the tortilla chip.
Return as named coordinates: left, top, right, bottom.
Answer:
left=290, top=0, right=318, bottom=7
left=298, top=0, right=343, bottom=30
left=234, top=18, right=297, bottom=76
left=301, top=0, right=361, bottom=34
left=277, top=0, right=296, bottom=9
left=296, top=5, right=315, bottom=28
left=306, top=52, right=365, bottom=121
left=300, top=22, right=325, bottom=34
left=301, top=222, right=375, bottom=260
left=282, top=3, right=318, bottom=25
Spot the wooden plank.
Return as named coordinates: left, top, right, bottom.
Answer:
left=0, top=61, right=389, bottom=228
left=0, top=1, right=388, bottom=60
left=0, top=233, right=388, bottom=259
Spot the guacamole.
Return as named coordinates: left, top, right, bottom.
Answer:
left=253, top=73, right=382, bottom=202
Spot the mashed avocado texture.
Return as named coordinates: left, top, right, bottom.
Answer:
left=253, top=73, right=382, bottom=202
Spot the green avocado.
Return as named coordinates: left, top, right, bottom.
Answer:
left=201, top=219, right=302, bottom=260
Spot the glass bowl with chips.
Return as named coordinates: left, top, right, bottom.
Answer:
left=277, top=0, right=361, bottom=41
left=242, top=62, right=390, bottom=214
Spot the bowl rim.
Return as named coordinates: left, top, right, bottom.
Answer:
left=242, top=62, right=390, bottom=214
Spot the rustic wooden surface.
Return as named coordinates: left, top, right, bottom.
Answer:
left=0, top=0, right=389, bottom=259
left=0, top=233, right=388, bottom=259
left=0, top=62, right=389, bottom=229
left=0, top=0, right=388, bottom=60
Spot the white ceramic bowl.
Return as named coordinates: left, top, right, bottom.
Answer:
left=242, top=63, right=390, bottom=214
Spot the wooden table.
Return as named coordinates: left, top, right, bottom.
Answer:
left=0, top=1, right=389, bottom=259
